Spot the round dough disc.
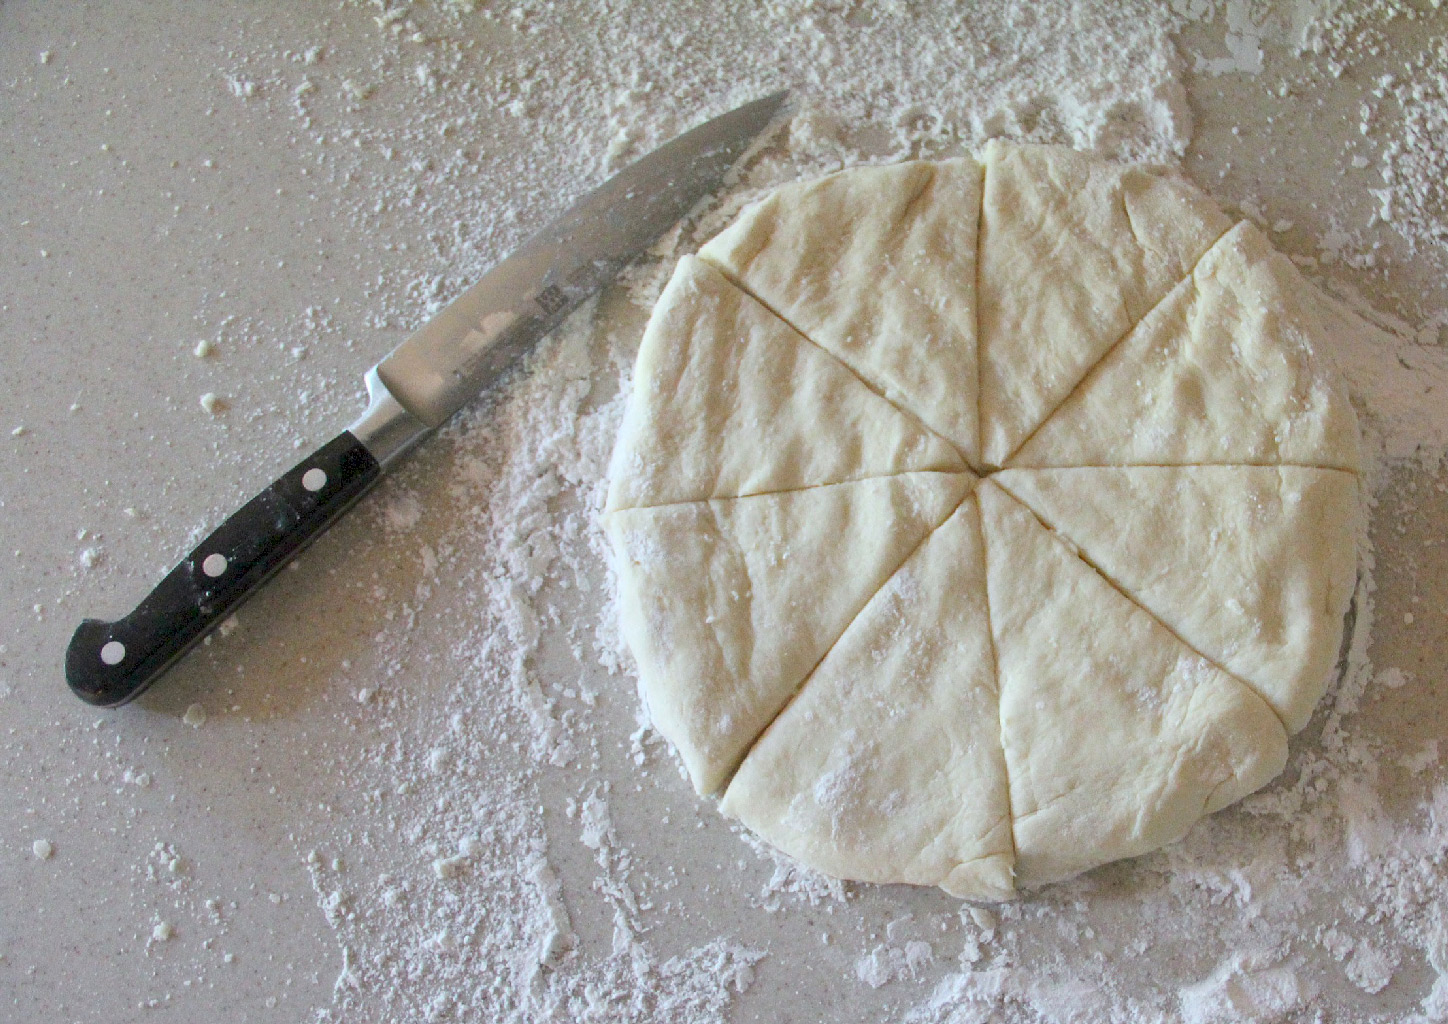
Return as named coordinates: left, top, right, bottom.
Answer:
left=604, top=141, right=1360, bottom=899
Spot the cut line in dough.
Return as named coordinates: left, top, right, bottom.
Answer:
left=606, top=142, right=1360, bottom=898
left=977, top=140, right=1234, bottom=467
left=977, top=481, right=1289, bottom=888
left=1007, top=221, right=1361, bottom=473
left=699, top=158, right=985, bottom=463
left=607, top=472, right=973, bottom=795
left=721, top=493, right=1014, bottom=900
left=607, top=256, right=965, bottom=512
left=993, top=465, right=1361, bottom=734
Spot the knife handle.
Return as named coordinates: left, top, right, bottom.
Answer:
left=65, top=432, right=381, bottom=707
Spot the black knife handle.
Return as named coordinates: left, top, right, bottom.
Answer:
left=65, top=432, right=381, bottom=707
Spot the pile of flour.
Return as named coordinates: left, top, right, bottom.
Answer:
left=153, top=0, right=1448, bottom=1020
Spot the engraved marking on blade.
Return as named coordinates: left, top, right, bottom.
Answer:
left=535, top=261, right=609, bottom=318
left=535, top=285, right=568, bottom=316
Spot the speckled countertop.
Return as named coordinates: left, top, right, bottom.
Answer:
left=4, top=3, right=1448, bottom=1022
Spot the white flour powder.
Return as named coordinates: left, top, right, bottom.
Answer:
left=12, top=0, right=1448, bottom=1021
left=289, top=2, right=1448, bottom=1020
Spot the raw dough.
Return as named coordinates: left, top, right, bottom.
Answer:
left=608, top=472, right=971, bottom=795
left=699, top=158, right=983, bottom=460
left=993, top=466, right=1359, bottom=734
left=605, top=140, right=1360, bottom=899
left=721, top=491, right=1015, bottom=900
left=976, top=139, right=1233, bottom=467
left=1008, top=221, right=1361, bottom=472
left=977, top=482, right=1288, bottom=887
left=607, top=256, right=964, bottom=512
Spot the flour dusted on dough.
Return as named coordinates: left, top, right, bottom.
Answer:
left=608, top=472, right=971, bottom=795
left=1009, top=221, right=1361, bottom=473
left=609, top=141, right=1358, bottom=899
left=977, top=482, right=1288, bottom=888
left=699, top=158, right=984, bottom=462
left=606, top=256, right=963, bottom=512
left=721, top=493, right=1014, bottom=901
left=994, top=466, right=1361, bottom=733
left=977, top=140, right=1232, bottom=467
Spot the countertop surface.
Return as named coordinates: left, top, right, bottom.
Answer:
left=4, top=2, right=1448, bottom=1022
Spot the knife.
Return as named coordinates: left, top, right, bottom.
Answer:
left=65, top=90, right=789, bottom=708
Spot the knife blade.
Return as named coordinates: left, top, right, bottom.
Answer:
left=65, top=90, right=790, bottom=707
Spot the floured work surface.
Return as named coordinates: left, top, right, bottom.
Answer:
left=607, top=141, right=1362, bottom=899
left=11, top=4, right=1448, bottom=1022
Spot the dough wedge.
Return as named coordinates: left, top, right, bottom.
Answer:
left=607, top=256, right=963, bottom=512
left=977, top=140, right=1232, bottom=467
left=608, top=473, right=972, bottom=795
left=722, top=493, right=1015, bottom=900
left=994, top=466, right=1360, bottom=734
left=977, top=482, right=1288, bottom=888
left=699, top=159, right=984, bottom=462
left=1009, top=222, right=1360, bottom=472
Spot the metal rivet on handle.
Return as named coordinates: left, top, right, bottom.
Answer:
left=301, top=467, right=327, bottom=492
left=100, top=640, right=126, bottom=665
left=202, top=553, right=228, bottom=578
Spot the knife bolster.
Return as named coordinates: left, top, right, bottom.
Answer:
left=351, top=367, right=431, bottom=468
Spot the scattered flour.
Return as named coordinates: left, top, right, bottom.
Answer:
left=14, top=0, right=1448, bottom=1021
left=287, top=0, right=1448, bottom=1019
left=1178, top=953, right=1316, bottom=1024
